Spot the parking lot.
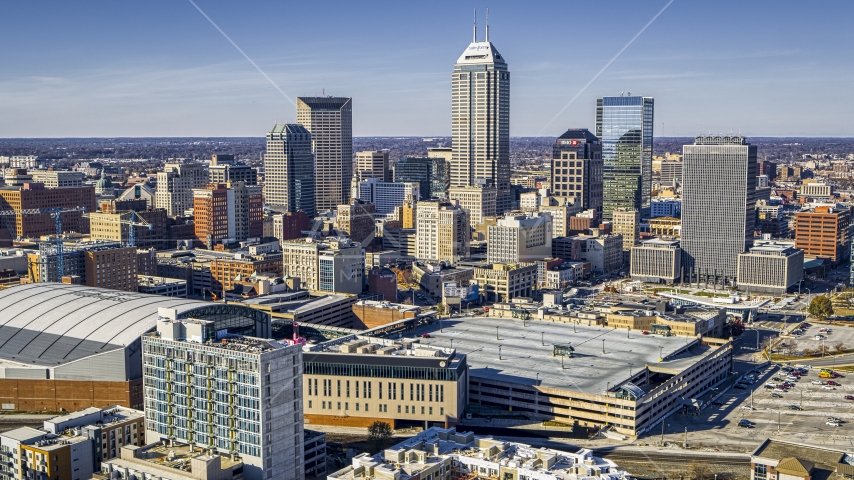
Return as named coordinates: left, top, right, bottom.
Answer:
left=784, top=322, right=854, bottom=357
left=658, top=362, right=854, bottom=450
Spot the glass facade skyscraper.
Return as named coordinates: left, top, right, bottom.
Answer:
left=596, top=96, right=654, bottom=220
left=265, top=124, right=316, bottom=218
left=393, top=156, right=449, bottom=200
left=681, top=135, right=757, bottom=283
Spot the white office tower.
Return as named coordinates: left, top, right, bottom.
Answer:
left=155, top=162, right=209, bottom=216
left=487, top=212, right=553, bottom=263
left=451, top=14, right=511, bottom=214
left=143, top=318, right=305, bottom=480
left=358, top=178, right=420, bottom=215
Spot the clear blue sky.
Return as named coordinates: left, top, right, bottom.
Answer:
left=1, top=0, right=853, bottom=137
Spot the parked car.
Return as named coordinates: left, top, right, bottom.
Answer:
left=827, top=421, right=841, bottom=427
left=822, top=385, right=836, bottom=390
left=773, top=377, right=783, bottom=382
left=771, top=393, right=783, bottom=398
left=738, top=419, right=754, bottom=428
left=845, top=395, right=854, bottom=401
left=766, top=382, right=778, bottom=388
left=789, top=405, right=802, bottom=410
left=812, top=380, right=825, bottom=385
left=741, top=405, right=756, bottom=410
left=827, top=381, right=841, bottom=386
left=421, top=333, right=431, bottom=338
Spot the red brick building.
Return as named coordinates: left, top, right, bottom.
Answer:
left=794, top=206, right=851, bottom=265
left=0, top=183, right=96, bottom=238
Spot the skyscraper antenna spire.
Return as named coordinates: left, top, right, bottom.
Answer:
left=473, top=8, right=477, bottom=42
left=486, top=8, right=489, bottom=42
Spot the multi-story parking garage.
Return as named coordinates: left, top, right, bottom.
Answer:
left=413, top=316, right=733, bottom=436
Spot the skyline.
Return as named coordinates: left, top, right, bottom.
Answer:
left=1, top=1, right=854, bottom=138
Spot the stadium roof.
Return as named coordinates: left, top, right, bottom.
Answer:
left=0, top=283, right=211, bottom=366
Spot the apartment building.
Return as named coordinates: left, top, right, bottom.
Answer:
left=303, top=338, right=467, bottom=428
left=84, top=245, right=138, bottom=292
left=329, top=427, right=631, bottom=480
left=87, top=209, right=168, bottom=249
left=142, top=318, right=305, bottom=480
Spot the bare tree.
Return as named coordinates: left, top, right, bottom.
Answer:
left=689, top=460, right=716, bottom=480
left=835, top=342, right=846, bottom=354
left=802, top=347, right=815, bottom=357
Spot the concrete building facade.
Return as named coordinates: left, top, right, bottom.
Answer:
left=630, top=238, right=682, bottom=284
left=297, top=97, right=353, bottom=213
left=451, top=31, right=511, bottom=213
left=737, top=241, right=804, bottom=294
left=486, top=212, right=552, bottom=264
left=155, top=162, right=208, bottom=217
left=416, top=200, right=470, bottom=263
left=551, top=128, right=603, bottom=218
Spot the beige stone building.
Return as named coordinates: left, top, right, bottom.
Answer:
left=612, top=208, right=640, bottom=261
left=416, top=200, right=469, bottom=263
left=303, top=338, right=467, bottom=428
left=448, top=186, right=496, bottom=226
left=471, top=262, right=537, bottom=303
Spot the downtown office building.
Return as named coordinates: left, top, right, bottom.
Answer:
left=596, top=95, right=654, bottom=220
left=451, top=25, right=511, bottom=214
left=681, top=135, right=758, bottom=283
left=265, top=123, right=317, bottom=218
left=297, top=97, right=353, bottom=213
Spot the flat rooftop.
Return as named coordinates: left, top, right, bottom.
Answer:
left=103, top=443, right=242, bottom=480
left=412, top=316, right=707, bottom=395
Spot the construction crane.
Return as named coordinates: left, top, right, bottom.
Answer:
left=0, top=206, right=86, bottom=280
left=82, top=210, right=152, bottom=247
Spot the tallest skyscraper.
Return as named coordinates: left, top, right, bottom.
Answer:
left=450, top=13, right=511, bottom=215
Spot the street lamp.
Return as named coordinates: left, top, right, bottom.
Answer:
left=450, top=338, right=454, bottom=351
left=602, top=339, right=605, bottom=354
left=496, top=326, right=499, bottom=340
left=659, top=346, right=663, bottom=360
left=541, top=331, right=544, bottom=346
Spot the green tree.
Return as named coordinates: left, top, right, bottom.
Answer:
left=808, top=295, right=834, bottom=322
left=435, top=303, right=446, bottom=316
left=367, top=421, right=393, bottom=452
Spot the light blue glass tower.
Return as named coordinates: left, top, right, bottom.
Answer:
left=596, top=96, right=654, bottom=220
